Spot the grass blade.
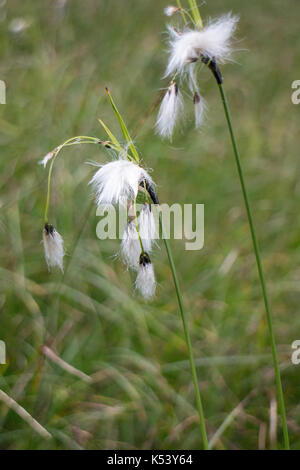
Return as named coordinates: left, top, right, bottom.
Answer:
left=105, top=87, right=140, bottom=163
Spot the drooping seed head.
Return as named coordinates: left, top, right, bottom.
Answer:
left=135, top=252, right=156, bottom=299
left=121, top=204, right=157, bottom=270
left=165, top=14, right=239, bottom=78
left=89, top=159, right=154, bottom=207
left=193, top=92, right=207, bottom=128
left=155, top=81, right=184, bottom=140
left=43, top=223, right=64, bottom=272
left=164, top=6, right=180, bottom=17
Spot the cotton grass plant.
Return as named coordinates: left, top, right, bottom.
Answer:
left=40, top=88, right=208, bottom=447
left=156, top=1, right=290, bottom=449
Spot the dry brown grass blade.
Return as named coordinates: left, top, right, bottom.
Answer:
left=269, top=396, right=278, bottom=449
left=42, top=346, right=93, bottom=384
left=0, top=389, right=52, bottom=440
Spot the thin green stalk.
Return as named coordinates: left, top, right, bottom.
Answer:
left=187, top=0, right=203, bottom=29
left=176, top=0, right=188, bottom=24
left=43, top=136, right=101, bottom=223
left=44, top=158, right=54, bottom=224
left=133, top=199, right=145, bottom=254
left=217, top=82, right=290, bottom=450
left=159, top=212, right=209, bottom=450
left=175, top=0, right=195, bottom=25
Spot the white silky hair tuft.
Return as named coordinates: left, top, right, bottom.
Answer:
left=165, top=14, right=239, bottom=77
left=43, top=226, right=64, bottom=272
left=155, top=81, right=184, bottom=140
left=135, top=262, right=156, bottom=300
left=164, top=6, right=179, bottom=17
left=194, top=92, right=207, bottom=128
left=121, top=204, right=157, bottom=270
left=89, top=159, right=154, bottom=207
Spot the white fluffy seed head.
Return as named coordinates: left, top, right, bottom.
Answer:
left=194, top=92, right=206, bottom=128
left=43, top=224, right=64, bottom=272
left=39, top=150, right=54, bottom=168
left=135, top=261, right=156, bottom=300
left=89, top=159, right=154, bottom=207
left=186, top=63, right=199, bottom=94
left=138, top=204, right=157, bottom=251
left=40, top=152, right=53, bottom=168
left=121, top=204, right=157, bottom=270
left=165, top=14, right=239, bottom=77
left=39, top=145, right=62, bottom=168
left=155, top=81, right=184, bottom=140
left=121, top=222, right=140, bottom=270
left=164, top=6, right=179, bottom=16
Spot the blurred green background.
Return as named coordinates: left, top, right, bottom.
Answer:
left=0, top=0, right=299, bottom=450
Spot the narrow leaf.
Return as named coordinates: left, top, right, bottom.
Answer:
left=105, top=88, right=140, bottom=163
left=98, top=118, right=122, bottom=152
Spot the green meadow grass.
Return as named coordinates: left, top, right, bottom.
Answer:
left=0, top=0, right=299, bottom=449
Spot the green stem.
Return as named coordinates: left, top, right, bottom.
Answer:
left=176, top=0, right=187, bottom=24
left=133, top=199, right=145, bottom=254
left=159, top=212, right=209, bottom=450
left=175, top=1, right=195, bottom=25
left=43, top=136, right=101, bottom=223
left=44, top=158, right=55, bottom=223
left=217, top=82, right=290, bottom=450
left=187, top=0, right=203, bottom=29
